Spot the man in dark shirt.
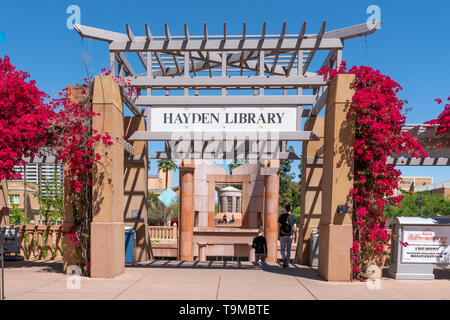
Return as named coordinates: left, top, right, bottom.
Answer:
left=252, top=230, right=267, bottom=263
left=278, top=204, right=297, bottom=268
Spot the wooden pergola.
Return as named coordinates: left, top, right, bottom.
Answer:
left=73, top=20, right=382, bottom=160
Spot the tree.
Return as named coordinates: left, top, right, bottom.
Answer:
left=228, top=159, right=248, bottom=174
left=37, top=171, right=64, bottom=225
left=8, top=194, right=29, bottom=225
left=156, top=160, right=177, bottom=226
left=147, top=191, right=178, bottom=226
left=279, top=145, right=296, bottom=209
left=384, top=191, right=450, bottom=218
left=0, top=56, right=54, bottom=180
left=157, top=159, right=177, bottom=189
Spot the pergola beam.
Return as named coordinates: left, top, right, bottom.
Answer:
left=129, top=131, right=318, bottom=141
left=311, top=87, right=328, bottom=116
left=286, top=22, right=306, bottom=76
left=73, top=21, right=378, bottom=43
left=386, top=157, right=450, bottom=166
left=322, top=20, right=381, bottom=39
left=126, top=24, right=147, bottom=70
left=134, top=95, right=317, bottom=106
left=124, top=75, right=326, bottom=88
left=150, top=151, right=300, bottom=160
left=270, top=22, right=287, bottom=74
left=303, top=21, right=326, bottom=75
left=108, top=37, right=343, bottom=52
left=115, top=52, right=136, bottom=76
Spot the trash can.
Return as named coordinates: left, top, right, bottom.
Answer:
left=309, top=229, right=319, bottom=267
left=124, top=226, right=136, bottom=264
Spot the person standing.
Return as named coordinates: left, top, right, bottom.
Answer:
left=278, top=204, right=297, bottom=268
left=252, top=229, right=267, bottom=263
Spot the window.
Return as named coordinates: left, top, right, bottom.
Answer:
left=235, top=197, right=240, bottom=213
left=194, top=211, right=199, bottom=227
left=227, top=196, right=232, bottom=213
left=11, top=194, right=20, bottom=204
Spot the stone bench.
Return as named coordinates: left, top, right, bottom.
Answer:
left=197, top=241, right=254, bottom=261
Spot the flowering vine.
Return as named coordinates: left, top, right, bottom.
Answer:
left=49, top=70, right=138, bottom=275
left=47, top=75, right=117, bottom=275
left=0, top=56, right=54, bottom=180
left=318, top=61, right=427, bottom=280
left=425, top=97, right=450, bottom=136
left=0, top=56, right=117, bottom=275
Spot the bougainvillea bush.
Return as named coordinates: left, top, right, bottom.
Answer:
left=0, top=56, right=55, bottom=180
left=0, top=56, right=113, bottom=275
left=318, top=62, right=428, bottom=280
left=425, top=97, right=450, bottom=136
left=47, top=79, right=114, bottom=275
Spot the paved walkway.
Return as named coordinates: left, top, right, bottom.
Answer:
left=2, top=260, right=449, bottom=300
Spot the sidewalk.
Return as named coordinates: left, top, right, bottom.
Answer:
left=2, top=260, right=449, bottom=300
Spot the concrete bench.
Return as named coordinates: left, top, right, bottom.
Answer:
left=197, top=241, right=254, bottom=261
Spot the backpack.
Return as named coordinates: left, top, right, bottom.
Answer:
left=280, top=214, right=292, bottom=235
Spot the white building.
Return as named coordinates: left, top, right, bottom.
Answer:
left=13, top=163, right=63, bottom=197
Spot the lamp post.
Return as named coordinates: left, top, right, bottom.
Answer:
left=416, top=195, right=425, bottom=217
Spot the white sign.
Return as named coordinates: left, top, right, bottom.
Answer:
left=150, top=107, right=298, bottom=132
left=401, top=226, right=450, bottom=264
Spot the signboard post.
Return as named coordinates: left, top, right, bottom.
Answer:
left=0, top=229, right=4, bottom=300
left=388, top=217, right=450, bottom=280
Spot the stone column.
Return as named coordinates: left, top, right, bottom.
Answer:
left=319, top=74, right=355, bottom=281
left=231, top=196, right=236, bottom=213
left=221, top=196, right=227, bottom=213
left=179, top=159, right=195, bottom=261
left=295, top=117, right=324, bottom=264
left=198, top=243, right=207, bottom=261
left=264, top=160, right=279, bottom=263
left=90, top=76, right=125, bottom=278
left=62, top=85, right=84, bottom=271
left=62, top=167, right=78, bottom=271
left=124, top=116, right=150, bottom=262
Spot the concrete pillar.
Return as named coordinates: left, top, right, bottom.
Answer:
left=264, top=160, right=279, bottom=263
left=249, top=247, right=255, bottom=262
left=231, top=196, right=236, bottom=213
left=0, top=180, right=10, bottom=226
left=198, top=243, right=207, bottom=261
left=90, top=76, right=125, bottom=278
left=62, top=85, right=84, bottom=272
left=124, top=116, right=150, bottom=262
left=179, top=160, right=195, bottom=261
left=221, top=196, right=227, bottom=213
left=295, top=117, right=324, bottom=264
left=319, top=74, right=355, bottom=281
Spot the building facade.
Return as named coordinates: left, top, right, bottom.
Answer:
left=13, top=163, right=63, bottom=196
left=393, top=176, right=433, bottom=196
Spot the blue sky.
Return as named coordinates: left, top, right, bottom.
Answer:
left=1, top=0, right=449, bottom=185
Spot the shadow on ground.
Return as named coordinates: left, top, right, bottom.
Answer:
left=4, top=260, right=63, bottom=274
left=434, top=267, right=450, bottom=280
left=4, top=259, right=448, bottom=280
left=128, top=260, right=324, bottom=280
